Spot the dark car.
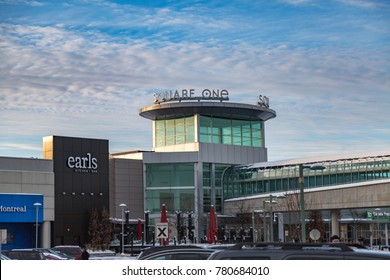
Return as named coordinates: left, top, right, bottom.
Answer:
left=2, top=249, right=46, bottom=260
left=52, top=245, right=83, bottom=260
left=37, top=248, right=76, bottom=260
left=136, top=245, right=215, bottom=260
left=207, top=242, right=390, bottom=260
left=1, top=253, right=11, bottom=260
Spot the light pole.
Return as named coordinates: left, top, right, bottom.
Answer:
left=252, top=209, right=262, bottom=243
left=33, top=202, right=41, bottom=248
left=144, top=210, right=149, bottom=244
left=375, top=208, right=381, bottom=247
left=266, top=195, right=285, bottom=242
left=299, top=164, right=325, bottom=242
left=263, top=201, right=267, bottom=241
left=119, top=203, right=126, bottom=255
left=124, top=209, right=130, bottom=245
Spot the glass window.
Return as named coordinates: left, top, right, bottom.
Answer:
left=154, top=116, right=195, bottom=147
left=175, top=118, right=185, bottom=144
left=275, top=179, right=282, bottom=191
left=203, top=163, right=211, bottom=187
left=199, top=116, right=263, bottom=147
left=146, top=163, right=194, bottom=187
left=309, top=176, right=316, bottom=187
left=203, top=187, right=211, bottom=212
left=145, top=189, right=195, bottom=213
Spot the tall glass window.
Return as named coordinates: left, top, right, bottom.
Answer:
left=155, top=116, right=195, bottom=147
left=203, top=163, right=230, bottom=212
left=145, top=189, right=195, bottom=212
left=199, top=116, right=263, bottom=147
left=146, top=163, right=194, bottom=187
left=145, top=163, right=195, bottom=213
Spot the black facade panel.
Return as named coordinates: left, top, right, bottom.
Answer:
left=46, top=136, right=109, bottom=246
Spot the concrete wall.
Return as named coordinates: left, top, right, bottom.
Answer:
left=109, top=157, right=144, bottom=219
left=198, top=143, right=267, bottom=164
left=304, top=180, right=390, bottom=210
left=0, top=157, right=55, bottom=221
left=153, top=143, right=267, bottom=165
left=0, top=157, right=54, bottom=248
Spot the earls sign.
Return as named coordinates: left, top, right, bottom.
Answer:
left=67, top=153, right=98, bottom=173
left=154, top=88, right=229, bottom=104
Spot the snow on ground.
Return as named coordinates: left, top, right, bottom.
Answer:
left=88, top=250, right=138, bottom=260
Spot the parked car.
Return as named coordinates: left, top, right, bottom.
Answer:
left=2, top=249, right=46, bottom=260
left=52, top=245, right=83, bottom=260
left=1, top=253, right=11, bottom=260
left=37, top=248, right=75, bottom=260
left=136, top=245, right=215, bottom=260
left=207, top=242, right=390, bottom=260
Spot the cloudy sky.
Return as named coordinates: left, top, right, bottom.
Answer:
left=0, top=0, right=389, bottom=161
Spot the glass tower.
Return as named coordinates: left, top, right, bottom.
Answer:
left=139, top=98, right=276, bottom=239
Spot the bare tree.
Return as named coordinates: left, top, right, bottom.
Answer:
left=307, top=210, right=325, bottom=242
left=88, top=208, right=100, bottom=249
left=283, top=191, right=302, bottom=242
left=100, top=207, right=112, bottom=250
left=348, top=209, right=365, bottom=243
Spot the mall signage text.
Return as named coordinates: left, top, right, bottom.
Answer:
left=154, top=89, right=229, bottom=104
left=67, top=153, right=98, bottom=173
left=367, top=210, right=390, bottom=220
left=0, top=205, right=27, bottom=213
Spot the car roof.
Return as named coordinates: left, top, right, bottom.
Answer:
left=2, top=249, right=45, bottom=260
left=137, top=248, right=215, bottom=260
left=136, top=245, right=213, bottom=260
left=9, top=248, right=41, bottom=251
left=53, top=245, right=81, bottom=248
left=208, top=242, right=390, bottom=260
left=1, top=254, right=11, bottom=260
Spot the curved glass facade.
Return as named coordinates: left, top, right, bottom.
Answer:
left=200, top=116, right=263, bottom=147
left=154, top=115, right=264, bottom=148
left=223, top=155, right=390, bottom=199
left=155, top=116, right=195, bottom=147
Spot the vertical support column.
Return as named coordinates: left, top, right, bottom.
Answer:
left=194, top=113, right=202, bottom=243
left=152, top=120, right=156, bottom=149
left=195, top=161, right=204, bottom=243
left=385, top=223, right=389, bottom=247
left=330, top=209, right=340, bottom=238
left=211, top=163, right=216, bottom=206
left=41, top=221, right=51, bottom=248
left=278, top=213, right=284, bottom=242
left=269, top=195, right=274, bottom=242
left=263, top=201, right=266, bottom=241
left=299, top=164, right=306, bottom=242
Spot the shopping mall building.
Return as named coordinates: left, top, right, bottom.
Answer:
left=1, top=90, right=389, bottom=249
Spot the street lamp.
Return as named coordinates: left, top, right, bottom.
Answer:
left=33, top=202, right=42, bottom=249
left=299, top=164, right=325, bottom=242
left=144, top=210, right=150, bottom=244
left=263, top=198, right=279, bottom=242
left=119, top=203, right=127, bottom=256
left=263, top=201, right=267, bottom=241
left=375, top=208, right=381, bottom=247
left=266, top=194, right=285, bottom=242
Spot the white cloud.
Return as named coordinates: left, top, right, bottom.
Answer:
left=336, top=0, right=385, bottom=9
left=0, top=0, right=44, bottom=6
left=0, top=20, right=389, bottom=159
